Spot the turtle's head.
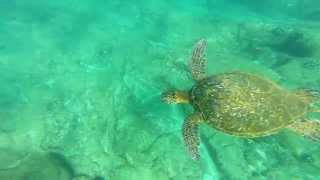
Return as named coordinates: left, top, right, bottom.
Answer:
left=161, top=90, right=189, bottom=104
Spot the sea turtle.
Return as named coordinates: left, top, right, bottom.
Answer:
left=161, top=39, right=320, bottom=160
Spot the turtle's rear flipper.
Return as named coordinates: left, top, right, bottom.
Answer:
left=288, top=120, right=320, bottom=141
left=295, top=89, right=320, bottom=104
left=189, top=39, right=207, bottom=81
left=183, top=113, right=202, bottom=160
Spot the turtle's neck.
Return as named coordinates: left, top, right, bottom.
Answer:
left=175, top=90, right=190, bottom=104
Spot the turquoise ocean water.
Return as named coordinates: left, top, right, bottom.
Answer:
left=1, top=1, right=320, bottom=179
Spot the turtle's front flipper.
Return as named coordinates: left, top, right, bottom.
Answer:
left=288, top=120, right=320, bottom=141
left=183, top=113, right=202, bottom=160
left=189, top=39, right=207, bottom=81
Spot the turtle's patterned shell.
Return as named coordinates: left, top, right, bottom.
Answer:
left=190, top=72, right=309, bottom=137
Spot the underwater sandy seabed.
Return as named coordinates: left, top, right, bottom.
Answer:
left=0, top=0, right=320, bottom=179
